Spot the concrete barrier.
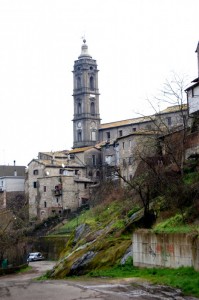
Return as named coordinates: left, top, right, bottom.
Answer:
left=132, top=230, right=199, bottom=271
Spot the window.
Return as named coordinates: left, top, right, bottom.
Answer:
left=84, top=183, right=87, bottom=189
left=56, top=198, right=59, bottom=203
left=77, top=102, right=82, bottom=115
left=44, top=186, right=46, bottom=192
left=122, top=142, right=125, bottom=149
left=90, top=102, right=95, bottom=115
left=33, top=182, right=37, bottom=188
left=44, top=201, right=47, bottom=208
left=96, top=170, right=100, bottom=178
left=123, top=159, right=126, bottom=167
left=77, top=130, right=82, bottom=142
left=132, top=127, right=136, bottom=132
left=59, top=169, right=64, bottom=174
left=129, top=140, right=132, bottom=148
left=75, top=170, right=79, bottom=175
left=88, top=170, right=93, bottom=177
left=119, top=130, right=123, bottom=137
left=129, top=157, right=133, bottom=165
left=129, top=174, right=133, bottom=181
left=90, top=76, right=94, bottom=90
left=77, top=76, right=81, bottom=89
left=92, top=155, right=96, bottom=166
left=167, top=117, right=172, bottom=126
left=33, top=169, right=38, bottom=175
left=106, top=132, right=110, bottom=140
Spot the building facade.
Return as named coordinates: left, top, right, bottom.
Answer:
left=0, top=165, right=26, bottom=211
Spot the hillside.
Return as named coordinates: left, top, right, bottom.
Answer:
left=47, top=174, right=199, bottom=279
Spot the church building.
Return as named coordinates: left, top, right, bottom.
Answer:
left=26, top=40, right=188, bottom=221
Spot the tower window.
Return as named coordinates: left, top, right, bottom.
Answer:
left=77, top=130, right=82, bottom=142
left=77, top=102, right=82, bottom=115
left=90, top=102, right=95, bottom=115
left=44, top=186, right=46, bottom=192
left=77, top=76, right=81, bottom=89
left=90, top=76, right=94, bottom=90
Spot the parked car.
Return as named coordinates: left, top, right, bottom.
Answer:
left=27, top=252, right=45, bottom=262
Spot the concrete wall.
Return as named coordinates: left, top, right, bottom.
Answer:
left=132, top=230, right=199, bottom=271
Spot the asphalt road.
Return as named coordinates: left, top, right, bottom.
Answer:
left=0, top=261, right=198, bottom=300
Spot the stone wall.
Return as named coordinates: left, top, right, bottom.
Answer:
left=132, top=230, right=199, bottom=271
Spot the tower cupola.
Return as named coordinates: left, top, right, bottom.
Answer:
left=78, top=39, right=92, bottom=59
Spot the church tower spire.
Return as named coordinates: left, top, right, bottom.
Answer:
left=72, top=40, right=101, bottom=148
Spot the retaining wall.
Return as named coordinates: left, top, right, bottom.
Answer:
left=132, top=230, right=199, bottom=271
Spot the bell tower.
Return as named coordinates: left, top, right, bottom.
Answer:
left=72, top=39, right=101, bottom=148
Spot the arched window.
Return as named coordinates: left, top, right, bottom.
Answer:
left=90, top=76, right=94, bottom=90
left=77, top=77, right=81, bottom=89
left=77, top=102, right=82, bottom=115
left=90, top=102, right=95, bottom=115
left=88, top=170, right=93, bottom=177
left=77, top=130, right=82, bottom=142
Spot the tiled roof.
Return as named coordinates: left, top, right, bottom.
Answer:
left=69, top=146, right=94, bottom=154
left=158, top=104, right=187, bottom=114
left=39, top=150, right=69, bottom=158
left=100, top=116, right=153, bottom=129
left=0, top=165, right=26, bottom=177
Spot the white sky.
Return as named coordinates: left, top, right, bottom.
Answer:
left=0, top=0, right=199, bottom=166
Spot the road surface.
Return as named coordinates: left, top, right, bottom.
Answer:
left=0, top=261, right=198, bottom=299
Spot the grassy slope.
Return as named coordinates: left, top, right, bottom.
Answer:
left=47, top=184, right=199, bottom=297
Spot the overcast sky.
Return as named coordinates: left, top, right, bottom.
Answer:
left=0, top=0, right=199, bottom=166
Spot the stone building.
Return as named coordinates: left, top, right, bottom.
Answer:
left=27, top=147, right=101, bottom=220
left=101, top=131, right=158, bottom=183
left=26, top=40, right=190, bottom=221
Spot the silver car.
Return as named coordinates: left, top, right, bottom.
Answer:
left=27, top=252, right=44, bottom=262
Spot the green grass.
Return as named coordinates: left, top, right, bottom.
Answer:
left=153, top=214, right=199, bottom=233
left=16, top=265, right=32, bottom=273
left=183, top=171, right=199, bottom=185
left=89, top=262, right=199, bottom=297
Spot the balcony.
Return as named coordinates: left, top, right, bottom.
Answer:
left=54, top=184, right=62, bottom=196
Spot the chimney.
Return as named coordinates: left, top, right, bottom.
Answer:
left=14, top=160, right=16, bottom=166
left=195, top=42, right=199, bottom=77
